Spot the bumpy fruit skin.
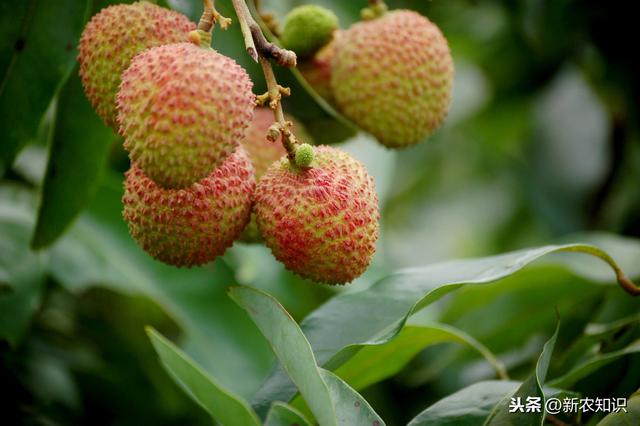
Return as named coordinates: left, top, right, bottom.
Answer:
left=118, top=42, right=255, bottom=189
left=281, top=5, right=339, bottom=59
left=254, top=146, right=379, bottom=284
left=331, top=10, right=453, bottom=147
left=122, top=147, right=255, bottom=267
left=78, top=2, right=195, bottom=127
left=239, top=107, right=313, bottom=242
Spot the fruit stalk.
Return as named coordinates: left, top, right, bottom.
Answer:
left=193, top=0, right=231, bottom=47
left=231, top=0, right=301, bottom=162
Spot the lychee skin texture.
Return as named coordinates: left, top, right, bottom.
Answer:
left=254, top=146, right=379, bottom=285
left=118, top=42, right=255, bottom=189
left=123, top=147, right=255, bottom=267
left=281, top=5, right=339, bottom=59
left=331, top=10, right=453, bottom=147
left=78, top=2, right=195, bottom=128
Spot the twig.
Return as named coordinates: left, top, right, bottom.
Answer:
left=231, top=0, right=300, bottom=162
left=190, top=0, right=231, bottom=47
left=231, top=0, right=295, bottom=67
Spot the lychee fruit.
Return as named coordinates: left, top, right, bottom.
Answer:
left=280, top=5, right=339, bottom=59
left=331, top=10, right=454, bottom=147
left=78, top=2, right=195, bottom=128
left=117, top=42, right=255, bottom=189
left=239, top=107, right=313, bottom=242
left=122, top=147, right=255, bottom=267
left=254, top=146, right=379, bottom=284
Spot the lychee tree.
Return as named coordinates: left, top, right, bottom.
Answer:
left=1, top=0, right=640, bottom=425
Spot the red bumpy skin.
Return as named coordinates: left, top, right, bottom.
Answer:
left=78, top=2, right=195, bottom=128
left=123, top=147, right=255, bottom=267
left=331, top=10, right=454, bottom=147
left=239, top=107, right=314, bottom=242
left=254, top=146, right=379, bottom=284
left=118, top=42, right=255, bottom=189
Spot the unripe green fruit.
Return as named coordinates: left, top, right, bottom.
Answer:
left=254, top=146, right=379, bottom=285
left=281, top=5, right=339, bottom=59
left=239, top=107, right=313, bottom=243
left=117, top=42, right=255, bottom=189
left=78, top=2, right=195, bottom=128
left=331, top=10, right=454, bottom=147
left=122, top=147, right=255, bottom=267
left=295, top=144, right=314, bottom=168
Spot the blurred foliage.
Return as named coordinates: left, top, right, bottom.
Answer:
left=1, top=0, right=640, bottom=425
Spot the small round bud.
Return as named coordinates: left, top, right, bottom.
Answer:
left=187, top=30, right=201, bottom=45
left=294, top=143, right=315, bottom=168
left=281, top=5, right=338, bottom=59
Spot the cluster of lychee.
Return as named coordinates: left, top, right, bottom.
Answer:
left=280, top=3, right=454, bottom=148
left=77, top=1, right=386, bottom=285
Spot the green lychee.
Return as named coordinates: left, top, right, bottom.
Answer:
left=294, top=144, right=314, bottom=168
left=78, top=2, right=195, bottom=128
left=117, top=42, right=255, bottom=189
left=254, top=146, right=379, bottom=284
left=239, top=107, right=313, bottom=243
left=281, top=5, right=339, bottom=59
left=331, top=10, right=454, bottom=147
left=122, top=147, right=255, bottom=267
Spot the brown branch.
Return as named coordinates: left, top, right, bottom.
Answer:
left=231, top=0, right=300, bottom=162
left=250, top=24, right=296, bottom=68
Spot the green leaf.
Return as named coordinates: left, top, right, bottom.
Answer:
left=0, top=0, right=90, bottom=174
left=265, top=402, right=312, bottom=426
left=229, top=285, right=336, bottom=426
left=319, top=368, right=385, bottom=426
left=0, top=184, right=46, bottom=346
left=407, top=381, right=520, bottom=426
left=548, top=340, right=640, bottom=389
left=50, top=173, right=273, bottom=399
left=146, top=326, right=261, bottom=426
left=31, top=69, right=116, bottom=249
left=597, top=387, right=640, bottom=425
left=485, top=321, right=560, bottom=425
left=253, top=239, right=639, bottom=414
left=229, top=285, right=385, bottom=426
left=333, top=321, right=506, bottom=392
left=407, top=378, right=578, bottom=426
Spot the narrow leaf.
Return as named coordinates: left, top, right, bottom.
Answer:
left=548, top=340, right=640, bottom=389
left=265, top=402, right=312, bottom=426
left=485, top=321, right=560, bottom=425
left=146, top=327, right=261, bottom=426
left=230, top=286, right=385, bottom=426
left=0, top=0, right=90, bottom=173
left=31, top=69, right=115, bottom=248
left=333, top=322, right=506, bottom=391
left=229, top=285, right=336, bottom=426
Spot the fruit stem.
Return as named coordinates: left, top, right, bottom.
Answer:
left=232, top=0, right=303, bottom=164
left=191, top=0, right=231, bottom=48
left=362, top=0, right=388, bottom=20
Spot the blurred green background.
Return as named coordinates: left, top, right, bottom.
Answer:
left=1, top=0, right=639, bottom=425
